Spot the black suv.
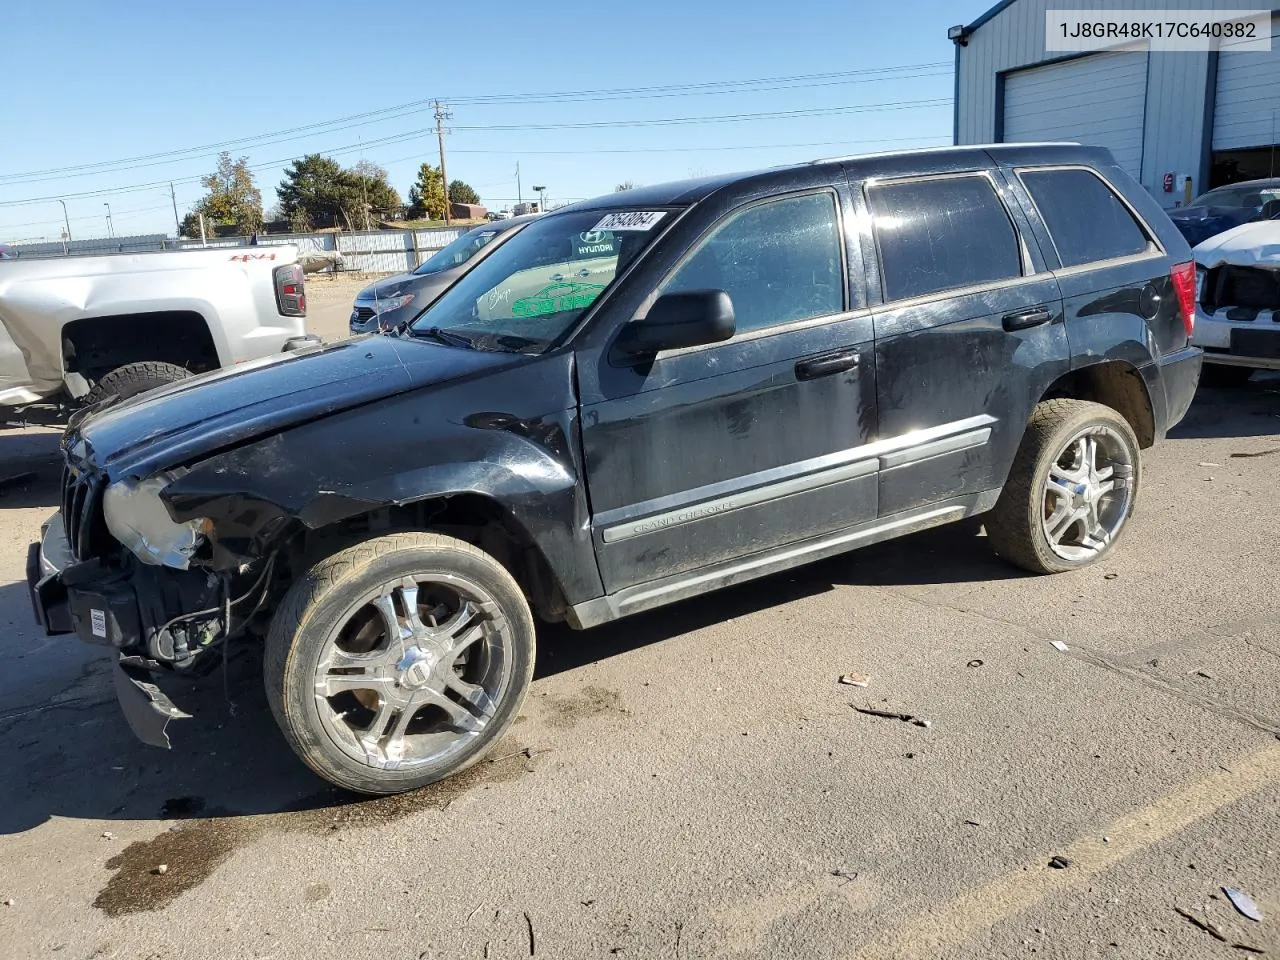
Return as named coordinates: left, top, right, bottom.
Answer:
left=28, top=144, right=1201, bottom=794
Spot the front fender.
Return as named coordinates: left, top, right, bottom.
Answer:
left=161, top=351, right=604, bottom=605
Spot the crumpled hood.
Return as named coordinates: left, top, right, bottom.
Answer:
left=70, top=335, right=525, bottom=480
left=356, top=273, right=418, bottom=300
left=1192, top=220, right=1280, bottom=268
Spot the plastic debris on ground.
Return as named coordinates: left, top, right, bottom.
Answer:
left=1223, top=887, right=1263, bottom=922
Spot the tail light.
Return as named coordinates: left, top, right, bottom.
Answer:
left=273, top=263, right=306, bottom=317
left=1170, top=261, right=1196, bottom=337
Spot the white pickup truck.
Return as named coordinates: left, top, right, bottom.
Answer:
left=0, top=246, right=318, bottom=407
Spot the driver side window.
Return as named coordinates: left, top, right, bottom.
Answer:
left=661, top=192, right=845, bottom=336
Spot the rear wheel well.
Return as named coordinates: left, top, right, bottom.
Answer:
left=298, top=494, right=570, bottom=623
left=62, top=311, right=218, bottom=383
left=1039, top=361, right=1155, bottom=448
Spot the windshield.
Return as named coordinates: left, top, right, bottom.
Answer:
left=409, top=209, right=667, bottom=352
left=1191, top=184, right=1280, bottom=209
left=413, top=227, right=505, bottom=275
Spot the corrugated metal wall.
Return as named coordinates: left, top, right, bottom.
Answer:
left=10, top=227, right=467, bottom=275
left=171, top=229, right=466, bottom=273
left=955, top=0, right=1269, bottom=207
left=9, top=235, right=169, bottom=258
left=1213, top=13, right=1280, bottom=149
left=1002, top=51, right=1149, bottom=177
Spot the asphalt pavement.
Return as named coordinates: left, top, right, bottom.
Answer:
left=1, top=293, right=1278, bottom=958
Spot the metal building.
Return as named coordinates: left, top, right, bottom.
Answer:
left=952, top=0, right=1280, bottom=209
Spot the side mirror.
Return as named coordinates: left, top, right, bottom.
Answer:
left=616, top=290, right=736, bottom=355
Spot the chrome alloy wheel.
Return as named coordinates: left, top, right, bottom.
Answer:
left=1042, top=426, right=1135, bottom=563
left=313, top=575, right=513, bottom=771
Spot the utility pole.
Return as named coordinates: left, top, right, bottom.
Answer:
left=57, top=199, right=72, bottom=242
left=104, top=202, right=114, bottom=238
left=358, top=137, right=370, bottom=231
left=169, top=182, right=181, bottom=237
left=433, top=99, right=453, bottom=225
left=516, top=162, right=522, bottom=205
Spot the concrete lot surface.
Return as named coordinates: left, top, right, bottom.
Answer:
left=1, top=360, right=1278, bottom=959
left=301, top=273, right=367, bottom=343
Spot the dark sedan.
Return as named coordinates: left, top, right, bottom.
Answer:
left=1168, top=178, right=1280, bottom=248
left=349, top=215, right=538, bottom=334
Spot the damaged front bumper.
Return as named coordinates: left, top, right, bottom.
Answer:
left=27, top=512, right=193, bottom=748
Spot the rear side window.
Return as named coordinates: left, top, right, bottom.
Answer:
left=867, top=175, right=1023, bottom=302
left=1020, top=169, right=1150, bottom=268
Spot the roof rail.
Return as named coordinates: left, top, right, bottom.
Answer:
left=810, top=141, right=1083, bottom=164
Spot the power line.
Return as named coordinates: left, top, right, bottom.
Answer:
left=0, top=97, right=949, bottom=207
left=6, top=132, right=955, bottom=232
left=0, top=129, right=435, bottom=206
left=450, top=99, right=949, bottom=132
left=446, top=134, right=950, bottom=158
left=0, top=61, right=949, bottom=185
left=444, top=67, right=949, bottom=106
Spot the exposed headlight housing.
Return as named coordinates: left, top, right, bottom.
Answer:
left=103, top=473, right=211, bottom=569
left=367, top=293, right=414, bottom=315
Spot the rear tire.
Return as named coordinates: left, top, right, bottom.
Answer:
left=264, top=532, right=535, bottom=795
left=84, top=361, right=191, bottom=404
left=1199, top=364, right=1254, bottom=389
left=986, top=399, right=1141, bottom=575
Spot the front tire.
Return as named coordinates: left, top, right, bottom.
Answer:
left=986, top=399, right=1141, bottom=575
left=265, top=532, right=535, bottom=795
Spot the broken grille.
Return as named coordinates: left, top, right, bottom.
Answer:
left=60, top=465, right=108, bottom=562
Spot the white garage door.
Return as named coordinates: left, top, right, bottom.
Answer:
left=1213, top=15, right=1280, bottom=150
left=1002, top=52, right=1148, bottom=178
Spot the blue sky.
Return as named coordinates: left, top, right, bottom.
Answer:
left=0, top=0, right=988, bottom=242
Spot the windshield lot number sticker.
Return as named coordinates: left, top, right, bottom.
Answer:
left=91, top=608, right=107, bottom=638
left=592, top=211, right=665, bottom=232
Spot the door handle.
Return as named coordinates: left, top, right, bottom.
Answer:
left=795, top=349, right=860, bottom=381
left=1002, top=307, right=1053, bottom=331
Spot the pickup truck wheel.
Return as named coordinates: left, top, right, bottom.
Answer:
left=264, top=532, right=535, bottom=795
left=1199, top=364, right=1254, bottom=388
left=84, top=361, right=190, bottom=404
left=986, top=399, right=1141, bottom=575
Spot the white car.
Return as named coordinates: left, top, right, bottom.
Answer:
left=1191, top=220, right=1280, bottom=387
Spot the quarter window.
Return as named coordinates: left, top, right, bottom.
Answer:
left=661, top=192, right=844, bottom=335
left=867, top=175, right=1024, bottom=302
left=1020, top=168, right=1150, bottom=268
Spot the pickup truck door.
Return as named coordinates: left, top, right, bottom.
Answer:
left=858, top=169, right=1068, bottom=516
left=574, top=185, right=878, bottom=595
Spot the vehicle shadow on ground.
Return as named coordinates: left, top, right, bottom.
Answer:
left=0, top=516, right=1015, bottom=835
left=535, top=517, right=1017, bottom=679
left=1170, top=379, right=1280, bottom=441
left=0, top=428, right=63, bottom=509
left=0, top=456, right=62, bottom=510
